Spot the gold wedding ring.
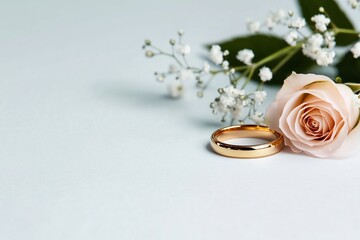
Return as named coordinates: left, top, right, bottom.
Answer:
left=210, top=125, right=284, bottom=158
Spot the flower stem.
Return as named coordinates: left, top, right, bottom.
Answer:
left=333, top=28, right=360, bottom=36
left=150, top=44, right=184, bottom=67
left=254, top=44, right=300, bottom=68
left=241, top=66, right=255, bottom=89
left=272, top=47, right=301, bottom=74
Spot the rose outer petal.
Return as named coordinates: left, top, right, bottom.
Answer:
left=332, top=119, right=360, bottom=158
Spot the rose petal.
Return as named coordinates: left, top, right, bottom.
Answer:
left=291, top=121, right=348, bottom=158
left=335, top=84, right=360, bottom=129
left=332, top=119, right=360, bottom=158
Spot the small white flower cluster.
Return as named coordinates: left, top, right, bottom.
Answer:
left=351, top=42, right=360, bottom=58
left=144, top=30, right=272, bottom=125
left=246, top=8, right=338, bottom=66
left=285, top=13, right=335, bottom=66
left=259, top=66, right=273, bottom=81
left=298, top=13, right=335, bottom=66
left=236, top=49, right=254, bottom=66
left=349, top=0, right=360, bottom=9
left=210, top=85, right=267, bottom=124
left=302, top=32, right=336, bottom=66
left=288, top=16, right=306, bottom=29
left=311, top=14, right=331, bottom=32
left=143, top=31, right=217, bottom=99
left=209, top=45, right=232, bottom=72
left=247, top=9, right=288, bottom=33
left=283, top=14, right=306, bottom=46
left=176, top=44, right=191, bottom=55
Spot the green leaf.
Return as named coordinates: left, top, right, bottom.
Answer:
left=207, top=34, right=315, bottom=85
left=345, top=83, right=360, bottom=93
left=297, top=0, right=357, bottom=46
left=336, top=51, right=360, bottom=83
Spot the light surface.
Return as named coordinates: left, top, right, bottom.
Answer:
left=1, top=0, right=360, bottom=239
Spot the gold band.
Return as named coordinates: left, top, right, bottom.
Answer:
left=210, top=125, right=284, bottom=158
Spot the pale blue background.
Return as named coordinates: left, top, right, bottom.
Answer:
left=1, top=0, right=360, bottom=239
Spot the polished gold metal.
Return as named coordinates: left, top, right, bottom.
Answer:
left=210, top=125, right=284, bottom=158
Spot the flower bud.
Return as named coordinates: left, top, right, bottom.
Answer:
left=144, top=39, right=151, bottom=46
left=335, top=77, right=343, bottom=83
left=145, top=51, right=155, bottom=58
left=169, top=39, right=176, bottom=45
left=156, top=75, right=165, bottom=82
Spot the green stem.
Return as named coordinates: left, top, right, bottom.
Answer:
left=254, top=44, right=301, bottom=68
left=160, top=52, right=184, bottom=67
left=233, top=66, right=248, bottom=71
left=182, top=55, right=190, bottom=68
left=272, top=47, right=300, bottom=74
left=256, top=82, right=264, bottom=91
left=333, top=28, right=360, bottom=35
left=241, top=66, right=255, bottom=89
left=150, top=44, right=184, bottom=67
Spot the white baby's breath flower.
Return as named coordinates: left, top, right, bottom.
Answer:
left=211, top=85, right=248, bottom=121
left=251, top=111, right=265, bottom=125
left=351, top=42, right=360, bottom=58
left=302, top=33, right=335, bottom=66
left=247, top=20, right=261, bottom=33
left=223, top=50, right=229, bottom=56
left=284, top=30, right=299, bottom=46
left=254, top=91, right=267, bottom=104
left=302, top=33, right=324, bottom=59
left=349, top=0, right=359, bottom=8
left=316, top=49, right=335, bottom=66
left=202, top=62, right=210, bottom=73
left=230, top=103, right=244, bottom=120
left=178, top=69, right=193, bottom=80
left=211, top=100, right=227, bottom=114
left=307, top=33, right=324, bottom=47
left=266, top=17, right=276, bottom=30
left=168, top=82, right=184, bottom=98
left=177, top=29, right=185, bottom=36
left=222, top=60, right=229, bottom=70
left=241, top=98, right=251, bottom=107
left=289, top=17, right=306, bottom=29
left=176, top=44, right=191, bottom=55
left=156, top=75, right=165, bottom=82
left=220, top=95, right=236, bottom=107
left=324, top=31, right=336, bottom=48
left=266, top=9, right=287, bottom=29
left=223, top=85, right=245, bottom=97
left=273, top=9, right=287, bottom=22
left=168, top=64, right=177, bottom=73
left=259, top=66, right=273, bottom=82
left=311, top=14, right=330, bottom=32
left=209, top=45, right=223, bottom=65
left=236, top=49, right=254, bottom=66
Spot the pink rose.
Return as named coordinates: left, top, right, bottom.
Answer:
left=266, top=73, right=360, bottom=158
